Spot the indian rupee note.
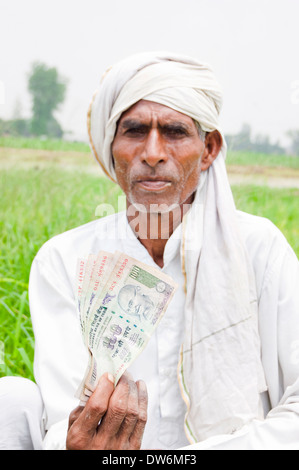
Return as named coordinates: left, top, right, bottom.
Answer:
left=75, top=257, right=87, bottom=318
left=80, top=254, right=97, bottom=321
left=82, top=251, right=116, bottom=344
left=76, top=251, right=177, bottom=402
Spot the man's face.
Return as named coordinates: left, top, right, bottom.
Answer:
left=111, top=100, right=205, bottom=212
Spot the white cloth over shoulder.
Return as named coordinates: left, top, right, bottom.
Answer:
left=87, top=51, right=267, bottom=443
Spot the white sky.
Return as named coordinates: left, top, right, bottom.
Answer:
left=1, top=0, right=299, bottom=144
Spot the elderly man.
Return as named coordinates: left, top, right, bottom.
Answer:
left=1, top=51, right=299, bottom=450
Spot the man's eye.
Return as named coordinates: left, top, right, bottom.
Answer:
left=165, top=127, right=187, bottom=137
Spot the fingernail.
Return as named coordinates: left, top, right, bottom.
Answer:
left=137, top=380, right=147, bottom=393
left=107, top=372, right=114, bottom=384
left=100, top=372, right=115, bottom=384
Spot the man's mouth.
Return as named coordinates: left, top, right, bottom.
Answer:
left=135, top=179, right=172, bottom=191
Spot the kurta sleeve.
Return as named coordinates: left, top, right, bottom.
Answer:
left=29, top=241, right=88, bottom=447
left=180, top=243, right=299, bottom=450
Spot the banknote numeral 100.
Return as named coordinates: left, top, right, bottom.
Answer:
left=103, top=324, right=122, bottom=350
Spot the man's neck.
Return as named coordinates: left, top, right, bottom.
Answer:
left=126, top=196, right=193, bottom=268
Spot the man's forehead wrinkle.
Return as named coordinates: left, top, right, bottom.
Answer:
left=119, top=115, right=194, bottom=131
left=118, top=100, right=194, bottom=124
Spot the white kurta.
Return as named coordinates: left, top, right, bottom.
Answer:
left=29, top=210, right=299, bottom=450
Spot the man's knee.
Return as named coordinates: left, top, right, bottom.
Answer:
left=0, top=376, right=45, bottom=450
left=0, top=376, right=42, bottom=411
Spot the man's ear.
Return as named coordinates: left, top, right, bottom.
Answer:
left=201, top=130, right=223, bottom=171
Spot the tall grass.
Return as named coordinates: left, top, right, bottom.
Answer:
left=232, top=185, right=299, bottom=255
left=0, top=166, right=298, bottom=380
left=0, top=168, right=122, bottom=379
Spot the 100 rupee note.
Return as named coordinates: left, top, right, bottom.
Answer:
left=76, top=251, right=178, bottom=402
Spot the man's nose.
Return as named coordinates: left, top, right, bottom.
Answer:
left=141, top=130, right=168, bottom=167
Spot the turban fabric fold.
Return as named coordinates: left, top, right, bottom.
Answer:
left=88, top=52, right=267, bottom=444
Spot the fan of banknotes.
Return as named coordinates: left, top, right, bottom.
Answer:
left=75, top=250, right=178, bottom=403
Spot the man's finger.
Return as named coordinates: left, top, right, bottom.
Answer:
left=129, top=380, right=148, bottom=449
left=68, top=405, right=84, bottom=430
left=73, top=373, right=114, bottom=434
left=116, top=378, right=139, bottom=442
left=99, top=373, right=133, bottom=436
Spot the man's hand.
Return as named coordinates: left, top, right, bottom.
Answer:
left=66, top=372, right=148, bottom=450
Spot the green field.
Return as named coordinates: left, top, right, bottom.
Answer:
left=0, top=141, right=299, bottom=380
left=0, top=136, right=90, bottom=152
left=227, top=150, right=299, bottom=170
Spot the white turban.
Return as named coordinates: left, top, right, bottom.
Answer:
left=87, top=52, right=267, bottom=444
left=88, top=51, right=224, bottom=182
